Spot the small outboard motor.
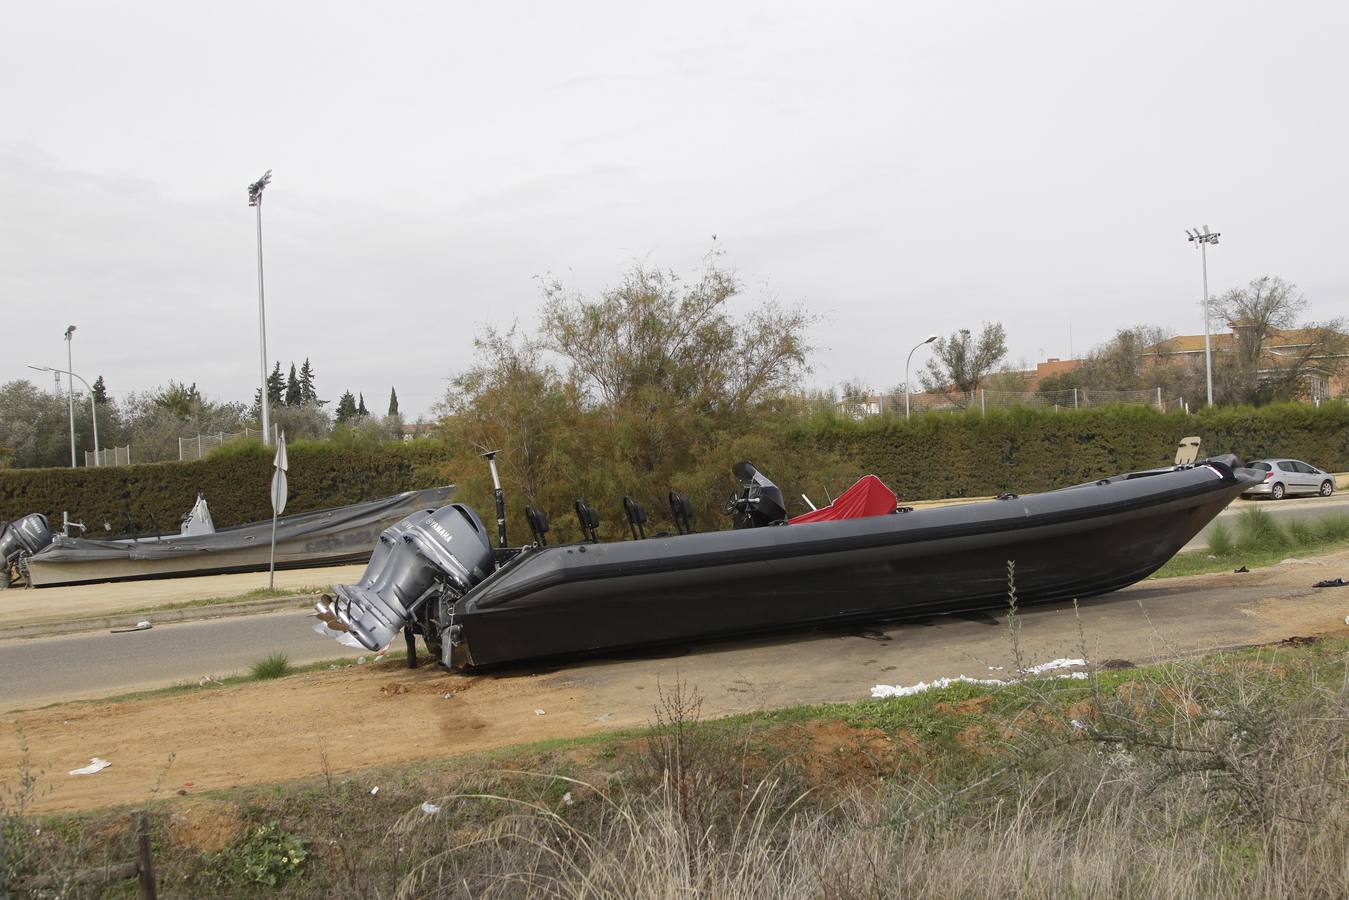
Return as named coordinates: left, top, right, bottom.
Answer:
left=725, top=461, right=788, bottom=528
left=316, top=504, right=494, bottom=651
left=1, top=514, right=53, bottom=587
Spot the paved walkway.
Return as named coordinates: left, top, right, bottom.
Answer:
left=0, top=564, right=366, bottom=630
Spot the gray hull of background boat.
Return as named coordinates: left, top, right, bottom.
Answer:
left=23, top=486, right=454, bottom=587
left=448, top=460, right=1258, bottom=668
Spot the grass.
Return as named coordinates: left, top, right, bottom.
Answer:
left=249, top=652, right=294, bottom=680
left=1154, top=507, right=1349, bottom=577
left=6, top=633, right=1345, bottom=898
left=125, top=584, right=333, bottom=616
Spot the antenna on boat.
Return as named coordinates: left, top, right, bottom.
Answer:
left=481, top=450, right=507, bottom=549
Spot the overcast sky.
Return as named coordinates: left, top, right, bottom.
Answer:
left=4, top=0, right=1346, bottom=418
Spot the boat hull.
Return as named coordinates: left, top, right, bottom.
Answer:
left=24, top=487, right=454, bottom=587
left=451, top=462, right=1256, bottom=668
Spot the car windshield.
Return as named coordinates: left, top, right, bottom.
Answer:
left=1249, top=462, right=1271, bottom=472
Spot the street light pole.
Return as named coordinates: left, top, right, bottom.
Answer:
left=1186, top=226, right=1220, bottom=406
left=29, top=364, right=100, bottom=465
left=905, top=334, right=940, bottom=420
left=249, top=170, right=273, bottom=446
left=64, top=325, right=77, bottom=467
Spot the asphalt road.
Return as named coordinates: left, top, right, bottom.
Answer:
left=0, top=610, right=366, bottom=709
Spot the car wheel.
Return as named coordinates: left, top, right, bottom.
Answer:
left=1271, top=482, right=1286, bottom=500
left=1321, top=480, right=1335, bottom=497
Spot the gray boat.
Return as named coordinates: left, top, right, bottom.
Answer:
left=3, top=486, right=453, bottom=588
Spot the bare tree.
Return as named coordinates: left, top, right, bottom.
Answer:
left=1213, top=276, right=1348, bottom=404
left=539, top=260, right=813, bottom=414
left=920, top=323, right=1008, bottom=398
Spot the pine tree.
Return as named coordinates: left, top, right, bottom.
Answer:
left=387, top=387, right=399, bottom=417
left=357, top=393, right=368, bottom=417
left=335, top=390, right=358, bottom=423
left=92, top=375, right=109, bottom=405
left=266, top=362, right=284, bottom=405
left=285, top=364, right=301, bottom=407
left=299, top=358, right=317, bottom=405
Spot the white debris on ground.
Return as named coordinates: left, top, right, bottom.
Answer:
left=1023, top=658, right=1088, bottom=674
left=68, top=758, right=111, bottom=776
left=534, top=708, right=546, bottom=716
left=871, top=659, right=1090, bottom=699
left=871, top=675, right=1009, bottom=699
left=420, top=802, right=441, bottom=815
left=370, top=786, right=380, bottom=796
left=561, top=791, right=574, bottom=807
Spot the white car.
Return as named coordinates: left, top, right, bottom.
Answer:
left=1242, top=459, right=1336, bottom=500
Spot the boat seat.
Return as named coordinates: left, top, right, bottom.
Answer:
left=623, top=496, right=648, bottom=540
left=574, top=499, right=600, bottom=543
left=669, top=491, right=696, bottom=535
left=525, top=506, right=550, bottom=547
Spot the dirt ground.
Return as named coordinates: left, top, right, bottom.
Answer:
left=4, top=550, right=1347, bottom=814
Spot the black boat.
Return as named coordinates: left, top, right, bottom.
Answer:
left=314, top=454, right=1261, bottom=669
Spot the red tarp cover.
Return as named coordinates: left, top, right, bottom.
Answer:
left=788, top=474, right=898, bottom=525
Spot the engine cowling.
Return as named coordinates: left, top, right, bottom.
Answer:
left=2, top=514, right=52, bottom=561
left=316, top=504, right=494, bottom=651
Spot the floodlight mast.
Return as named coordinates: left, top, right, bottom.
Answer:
left=249, top=170, right=273, bottom=446
left=1186, top=226, right=1220, bottom=406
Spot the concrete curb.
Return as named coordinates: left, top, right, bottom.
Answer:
left=0, top=594, right=322, bottom=641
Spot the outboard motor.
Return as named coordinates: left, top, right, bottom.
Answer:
left=725, top=461, right=788, bottom=528
left=1, top=514, right=54, bottom=587
left=313, top=509, right=435, bottom=634
left=315, top=504, right=494, bottom=651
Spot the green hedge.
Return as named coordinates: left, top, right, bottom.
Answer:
left=0, top=441, right=452, bottom=536
left=792, top=402, right=1349, bottom=500
left=3, top=404, right=1345, bottom=533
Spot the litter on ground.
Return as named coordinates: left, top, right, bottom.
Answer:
left=871, top=659, right=1090, bottom=699
left=68, top=758, right=111, bottom=776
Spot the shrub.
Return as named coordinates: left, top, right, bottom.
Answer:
left=1207, top=521, right=1234, bottom=556
left=0, top=441, right=451, bottom=536
left=1234, top=507, right=1287, bottom=552
left=1317, top=513, right=1349, bottom=543
left=249, top=652, right=292, bottom=680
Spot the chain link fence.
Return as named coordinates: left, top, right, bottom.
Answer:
left=177, top=425, right=274, bottom=461
left=871, top=387, right=1186, bottom=417
left=85, top=445, right=132, bottom=467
